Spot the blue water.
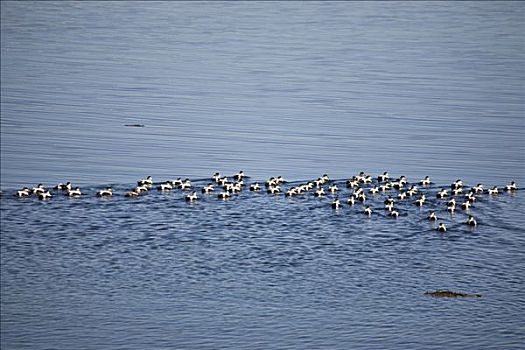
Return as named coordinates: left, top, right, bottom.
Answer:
left=1, top=2, right=525, bottom=349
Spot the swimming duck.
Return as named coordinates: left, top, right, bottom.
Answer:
left=384, top=196, right=395, bottom=205
left=157, top=182, right=173, bottom=191
left=447, top=205, right=456, bottom=213
left=249, top=183, right=261, bottom=192
left=67, top=187, right=82, bottom=197
left=419, top=176, right=431, bottom=186
left=437, top=223, right=447, bottom=232
left=233, top=171, right=245, bottom=181
left=472, top=183, right=484, bottom=193
left=32, top=184, right=46, bottom=195
left=185, top=191, right=198, bottom=202
left=415, top=197, right=425, bottom=207
left=488, top=186, right=499, bottom=195
left=389, top=210, right=399, bottom=218
left=378, top=171, right=390, bottom=182
left=451, top=179, right=463, bottom=190
left=397, top=191, right=407, bottom=200
left=369, top=186, right=380, bottom=195
left=202, top=184, right=214, bottom=194
left=331, top=199, right=341, bottom=209
left=38, top=190, right=52, bottom=200
left=407, top=185, right=419, bottom=196
left=212, top=172, right=221, bottom=182
left=321, top=174, right=330, bottom=183
left=346, top=178, right=359, bottom=189
left=505, top=181, right=517, bottom=191
left=464, top=191, right=477, bottom=203
left=385, top=202, right=395, bottom=212
left=428, top=211, right=438, bottom=221
left=380, top=183, right=391, bottom=192
left=466, top=215, right=477, bottom=226
left=217, top=192, right=230, bottom=200
left=135, top=185, right=149, bottom=193
left=314, top=188, right=326, bottom=197
left=447, top=198, right=456, bottom=207
left=267, top=186, right=281, bottom=194
left=125, top=190, right=139, bottom=197
left=138, top=176, right=153, bottom=187
left=436, top=188, right=448, bottom=199
left=16, top=187, right=31, bottom=197
left=461, top=201, right=472, bottom=210
left=452, top=187, right=463, bottom=196
left=217, top=177, right=229, bottom=186
left=97, top=187, right=113, bottom=197
left=363, top=206, right=373, bottom=217
left=347, top=196, right=355, bottom=206
left=356, top=193, right=366, bottom=202
left=329, top=184, right=339, bottom=194
left=286, top=187, right=298, bottom=197
left=170, top=178, right=183, bottom=187
left=54, top=182, right=72, bottom=191
left=180, top=179, right=192, bottom=190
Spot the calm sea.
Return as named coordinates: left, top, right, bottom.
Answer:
left=1, top=1, right=524, bottom=349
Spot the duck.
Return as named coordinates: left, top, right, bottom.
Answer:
left=97, top=187, right=113, bottom=197
left=488, top=186, right=499, bottom=195
left=67, top=187, right=82, bottom=197
left=397, top=191, right=407, bottom=200
left=380, top=183, right=391, bottom=192
left=347, top=196, right=355, bottom=206
left=428, top=211, right=438, bottom=221
left=286, top=187, right=298, bottom=197
left=233, top=171, right=245, bottom=181
left=180, top=179, right=192, bottom=190
left=329, top=184, right=339, bottom=194
left=464, top=191, right=477, bottom=203
left=378, top=171, right=390, bottom=182
left=447, top=198, right=456, bottom=207
left=437, top=223, right=447, bottom=232
left=346, top=178, right=359, bottom=189
left=267, top=186, right=282, bottom=194
left=436, top=188, right=448, bottom=199
left=16, top=187, right=31, bottom=197
left=38, top=190, right=52, bottom=200
left=452, top=187, right=463, bottom=196
left=331, top=199, right=341, bottom=209
left=249, top=183, right=261, bottom=192
left=447, top=205, right=456, bottom=214
left=185, top=191, right=198, bottom=202
left=384, top=196, right=395, bottom=205
left=201, top=184, right=214, bottom=194
left=472, top=183, right=484, bottom=193
left=419, top=176, right=431, bottom=186
left=125, top=190, right=140, bottom=198
left=54, top=182, right=72, bottom=191
left=385, top=202, right=395, bottom=212
left=170, top=178, right=183, bottom=187
left=505, top=181, right=518, bottom=191
left=138, top=176, right=153, bottom=187
left=466, top=215, right=477, bottom=226
left=321, top=174, right=330, bottom=183
left=407, top=185, right=418, bottom=196
left=135, top=185, right=149, bottom=193
left=356, top=193, right=366, bottom=202
left=157, top=182, right=173, bottom=191
left=363, top=206, right=373, bottom=217
left=212, top=172, right=221, bottom=182
left=217, top=192, right=230, bottom=200
left=460, top=201, right=472, bottom=210
left=415, top=197, right=425, bottom=207
left=389, top=210, right=399, bottom=218
left=314, top=188, right=326, bottom=197
left=451, top=179, right=463, bottom=190
left=369, top=186, right=380, bottom=194
left=217, top=177, right=229, bottom=186
left=32, top=184, right=46, bottom=195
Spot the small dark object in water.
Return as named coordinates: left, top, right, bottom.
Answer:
left=425, top=290, right=482, bottom=298
left=124, top=124, right=145, bottom=127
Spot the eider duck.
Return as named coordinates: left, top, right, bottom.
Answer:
left=472, top=183, right=484, bottom=193
left=397, top=191, right=407, bottom=200
left=347, top=196, right=355, bottom=206
left=447, top=205, right=456, bottom=213
left=212, top=172, right=221, bottom=182
left=180, top=179, right=192, bottom=190
left=380, top=183, right=391, bottom=192
left=447, top=198, right=456, bottom=207
left=32, top=184, right=46, bottom=195
left=233, top=171, right=245, bottom=181
left=461, top=201, right=472, bottom=210
left=451, top=179, right=463, bottom=190
left=138, top=176, right=153, bottom=187
left=331, top=199, right=341, bottom=209
left=267, top=186, right=281, bottom=194
left=135, top=185, right=149, bottom=193
left=329, top=184, right=339, bottom=194
left=415, top=196, right=425, bottom=207
left=385, top=202, right=395, bottom=212
left=185, top=191, right=198, bottom=202
left=218, top=192, right=230, bottom=200
left=467, top=215, right=477, bottom=226
left=363, top=206, right=373, bottom=217
left=378, top=171, right=390, bottom=182
left=249, top=183, right=261, bottom=192
left=384, top=196, right=395, bottom=205
left=428, top=211, right=438, bottom=221
left=157, top=182, right=173, bottom=191
left=201, top=184, right=215, bottom=194
left=346, top=178, right=359, bottom=189
left=389, top=210, right=399, bottom=218
left=54, top=182, right=72, bottom=191
left=437, top=223, right=447, bottom=232
left=436, top=188, right=448, bottom=199
left=286, top=187, right=298, bottom=197
left=356, top=193, right=366, bottom=202
left=97, top=187, right=113, bottom=197
left=505, top=181, right=518, bottom=191
left=419, top=176, right=431, bottom=186
left=314, top=188, right=326, bottom=197
left=16, top=187, right=31, bottom=197
left=67, top=187, right=82, bottom=197
left=452, top=187, right=463, bottom=196
left=369, top=186, right=380, bottom=195
left=125, top=190, right=139, bottom=198
left=38, top=190, right=52, bottom=200
left=488, top=186, right=499, bottom=195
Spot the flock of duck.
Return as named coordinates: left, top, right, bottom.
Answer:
left=11, top=170, right=519, bottom=232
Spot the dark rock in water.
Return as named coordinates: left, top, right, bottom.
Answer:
left=425, top=290, right=482, bottom=298
left=124, top=124, right=145, bottom=127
